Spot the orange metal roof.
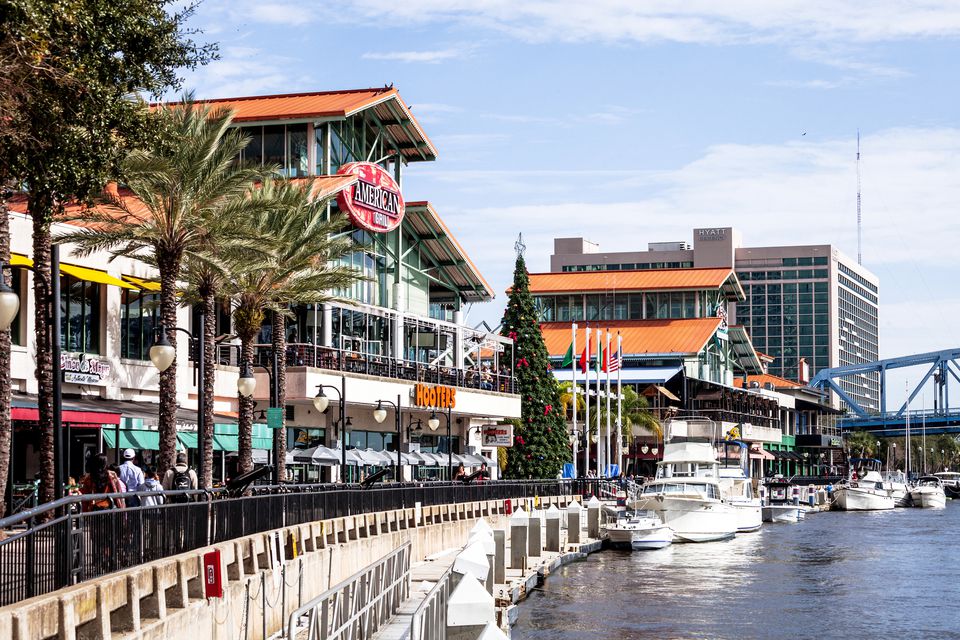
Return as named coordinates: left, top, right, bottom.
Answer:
left=526, top=268, right=739, bottom=294
left=175, top=88, right=438, bottom=162
left=734, top=374, right=804, bottom=389
left=405, top=201, right=494, bottom=302
left=7, top=176, right=357, bottom=230
left=540, top=318, right=722, bottom=358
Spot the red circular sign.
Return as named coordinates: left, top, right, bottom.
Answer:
left=335, top=162, right=405, bottom=233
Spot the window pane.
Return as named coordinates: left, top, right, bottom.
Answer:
left=287, top=124, right=308, bottom=177
left=263, top=125, right=285, bottom=170
left=243, top=126, right=263, bottom=166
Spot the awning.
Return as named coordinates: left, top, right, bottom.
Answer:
left=102, top=428, right=160, bottom=451
left=10, top=253, right=32, bottom=267
left=750, top=449, right=776, bottom=461
left=553, top=366, right=682, bottom=385
left=122, top=275, right=161, bottom=291
left=59, top=263, right=138, bottom=290
left=642, top=384, right=681, bottom=402
left=11, top=394, right=122, bottom=426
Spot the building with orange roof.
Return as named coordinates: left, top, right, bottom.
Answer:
left=6, top=86, right=515, bottom=486
left=550, top=226, right=880, bottom=412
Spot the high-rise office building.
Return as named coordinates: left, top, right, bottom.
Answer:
left=550, top=227, right=880, bottom=410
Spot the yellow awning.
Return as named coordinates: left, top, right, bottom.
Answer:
left=59, top=264, right=138, bottom=290
left=122, top=275, right=161, bottom=292
left=10, top=253, right=32, bottom=267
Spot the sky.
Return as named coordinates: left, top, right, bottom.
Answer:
left=178, top=1, right=960, bottom=405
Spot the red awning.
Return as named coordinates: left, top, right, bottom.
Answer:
left=11, top=407, right=121, bottom=426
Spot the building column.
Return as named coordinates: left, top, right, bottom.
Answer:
left=453, top=310, right=464, bottom=369
left=321, top=304, right=332, bottom=348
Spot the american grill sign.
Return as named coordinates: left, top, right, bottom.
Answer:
left=336, top=161, right=404, bottom=233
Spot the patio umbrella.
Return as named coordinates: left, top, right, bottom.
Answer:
left=292, top=446, right=340, bottom=466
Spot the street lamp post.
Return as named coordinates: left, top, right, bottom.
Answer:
left=237, top=354, right=282, bottom=484
left=0, top=260, right=19, bottom=508
left=313, top=375, right=347, bottom=483
left=428, top=406, right=453, bottom=479
left=150, top=318, right=206, bottom=486
left=373, top=395, right=402, bottom=480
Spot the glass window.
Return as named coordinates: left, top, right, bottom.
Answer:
left=683, top=292, right=696, bottom=318
left=670, top=293, right=682, bottom=318
left=813, top=256, right=829, bottom=265
left=782, top=258, right=797, bottom=266
left=60, top=275, right=100, bottom=354
left=782, top=270, right=797, bottom=280
left=9, top=267, right=23, bottom=346
left=814, top=282, right=828, bottom=293
left=121, top=290, right=160, bottom=360
left=242, top=126, right=263, bottom=166
left=585, top=295, right=600, bottom=320
left=286, top=124, right=309, bottom=178
left=628, top=294, right=643, bottom=320
left=614, top=296, right=628, bottom=320
left=263, top=125, right=285, bottom=170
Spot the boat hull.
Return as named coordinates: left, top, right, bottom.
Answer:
left=604, top=520, right=674, bottom=550
left=909, top=488, right=946, bottom=509
left=762, top=505, right=801, bottom=523
left=834, top=487, right=894, bottom=511
left=728, top=500, right=763, bottom=532
left=640, top=496, right=738, bottom=543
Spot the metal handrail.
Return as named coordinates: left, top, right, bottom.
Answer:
left=285, top=542, right=411, bottom=640
left=408, top=565, right=453, bottom=640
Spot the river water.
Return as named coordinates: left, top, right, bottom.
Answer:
left=512, top=505, right=960, bottom=639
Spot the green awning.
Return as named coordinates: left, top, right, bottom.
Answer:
left=102, top=428, right=160, bottom=451
left=177, top=432, right=198, bottom=450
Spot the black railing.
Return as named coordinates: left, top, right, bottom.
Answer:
left=254, top=343, right=516, bottom=394
left=0, top=479, right=595, bottom=607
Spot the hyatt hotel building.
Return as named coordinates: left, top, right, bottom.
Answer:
left=549, top=228, right=880, bottom=411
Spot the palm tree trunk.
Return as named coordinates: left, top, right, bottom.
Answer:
left=0, top=188, right=13, bottom=515
left=237, top=336, right=254, bottom=476
left=157, top=252, right=181, bottom=475
left=30, top=194, right=54, bottom=504
left=201, top=290, right=217, bottom=489
left=271, top=309, right=286, bottom=482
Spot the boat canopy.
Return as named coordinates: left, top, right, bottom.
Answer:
left=660, top=442, right=718, bottom=464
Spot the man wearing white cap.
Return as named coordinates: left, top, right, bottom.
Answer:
left=119, top=449, right=144, bottom=507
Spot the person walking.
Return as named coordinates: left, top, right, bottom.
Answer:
left=118, top=449, right=144, bottom=507
left=80, top=453, right=126, bottom=572
left=137, top=469, right=165, bottom=507
left=162, top=451, right=198, bottom=502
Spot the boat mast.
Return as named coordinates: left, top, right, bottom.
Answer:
left=905, top=380, right=911, bottom=477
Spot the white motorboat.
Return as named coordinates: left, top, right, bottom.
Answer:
left=883, top=470, right=911, bottom=507
left=834, top=459, right=895, bottom=511
left=718, top=440, right=763, bottom=533
left=632, top=419, right=738, bottom=543
left=762, top=477, right=802, bottom=523
left=933, top=472, right=960, bottom=499
left=603, top=510, right=674, bottom=550
left=761, top=504, right=802, bottom=523
left=909, top=476, right=947, bottom=509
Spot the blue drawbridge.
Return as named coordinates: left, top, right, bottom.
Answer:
left=809, top=348, right=960, bottom=437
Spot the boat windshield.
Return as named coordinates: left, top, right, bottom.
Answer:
left=643, top=482, right=720, bottom=500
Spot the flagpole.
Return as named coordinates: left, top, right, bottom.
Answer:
left=596, top=327, right=602, bottom=478
left=571, top=322, right=578, bottom=478
left=605, top=330, right=612, bottom=478
left=584, top=326, right=591, bottom=479
left=616, top=332, right=623, bottom=474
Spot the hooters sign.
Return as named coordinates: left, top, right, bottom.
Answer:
left=336, top=162, right=404, bottom=233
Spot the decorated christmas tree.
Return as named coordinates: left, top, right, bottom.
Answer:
left=500, top=236, right=571, bottom=478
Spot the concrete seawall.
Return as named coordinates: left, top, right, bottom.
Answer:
left=0, top=497, right=576, bottom=640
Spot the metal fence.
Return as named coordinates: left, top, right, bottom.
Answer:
left=0, top=479, right=589, bottom=607
left=285, top=542, right=411, bottom=640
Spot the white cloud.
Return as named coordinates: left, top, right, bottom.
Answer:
left=338, top=1, right=960, bottom=45
left=361, top=48, right=467, bottom=63
left=179, top=44, right=302, bottom=99
left=246, top=3, right=312, bottom=26
left=429, top=128, right=960, bottom=343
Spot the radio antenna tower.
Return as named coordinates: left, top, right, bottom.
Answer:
left=856, top=129, right=862, bottom=265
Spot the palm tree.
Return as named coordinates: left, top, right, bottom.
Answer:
left=844, top=430, right=878, bottom=459
left=58, top=99, right=265, bottom=474
left=558, top=381, right=585, bottom=416
left=223, top=179, right=359, bottom=476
